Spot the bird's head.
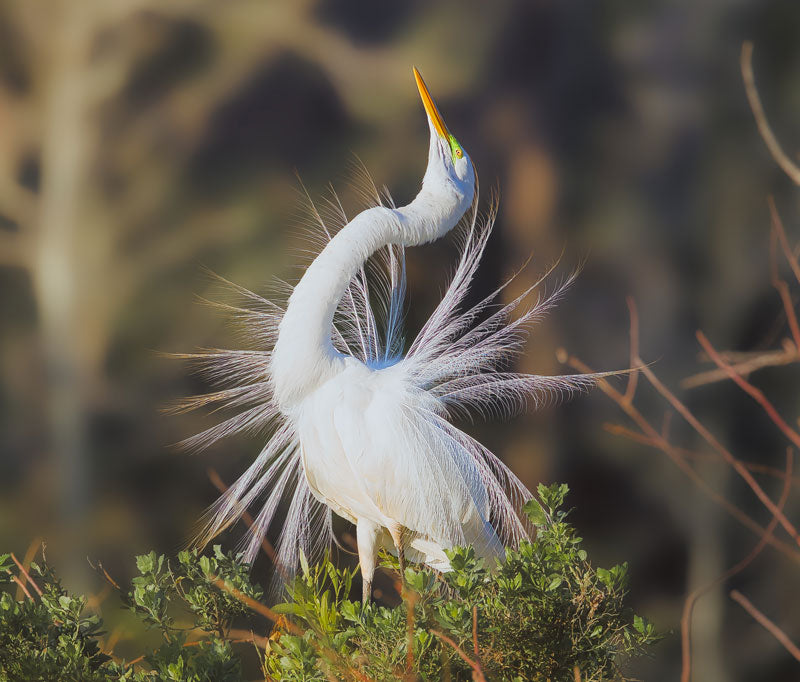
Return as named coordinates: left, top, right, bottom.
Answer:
left=414, top=68, right=475, bottom=214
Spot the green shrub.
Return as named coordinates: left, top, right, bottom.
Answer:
left=266, top=483, right=659, bottom=681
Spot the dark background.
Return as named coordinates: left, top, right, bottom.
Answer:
left=1, top=1, right=799, bottom=679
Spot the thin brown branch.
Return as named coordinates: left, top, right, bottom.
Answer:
left=212, top=577, right=287, bottom=630
left=623, top=296, right=640, bottom=403
left=472, top=605, right=480, bottom=659
left=207, top=467, right=279, bottom=565
left=603, top=423, right=800, bottom=487
left=768, top=203, right=800, bottom=349
left=741, top=42, right=800, bottom=186
left=14, top=539, right=41, bottom=601
left=639, top=348, right=800, bottom=548
left=680, top=449, right=793, bottom=682
left=430, top=630, right=487, bottom=682
left=565, top=352, right=800, bottom=564
left=681, top=347, right=799, bottom=389
left=228, top=627, right=269, bottom=650
left=11, top=575, right=33, bottom=601
left=768, top=196, right=800, bottom=288
left=696, top=332, right=800, bottom=455
left=11, top=552, right=42, bottom=597
left=730, top=590, right=800, bottom=662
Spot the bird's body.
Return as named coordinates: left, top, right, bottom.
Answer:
left=179, top=70, right=599, bottom=599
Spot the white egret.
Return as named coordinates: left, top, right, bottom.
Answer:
left=178, top=69, right=602, bottom=601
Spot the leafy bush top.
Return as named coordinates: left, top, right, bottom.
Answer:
left=266, top=483, right=659, bottom=681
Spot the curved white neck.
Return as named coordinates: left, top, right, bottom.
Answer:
left=272, top=173, right=471, bottom=411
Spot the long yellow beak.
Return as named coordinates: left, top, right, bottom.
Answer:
left=413, top=67, right=449, bottom=140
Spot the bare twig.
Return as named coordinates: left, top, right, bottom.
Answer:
left=768, top=196, right=800, bottom=287
left=228, top=627, right=269, bottom=650
left=741, top=42, right=800, bottom=186
left=681, top=347, right=799, bottom=389
left=730, top=590, right=800, bottom=662
left=564, top=352, right=800, bottom=564
left=696, top=332, right=800, bottom=456
left=472, top=605, right=480, bottom=660
left=623, top=296, right=640, bottom=404
left=212, top=577, right=287, bottom=630
left=603, top=423, right=800, bottom=487
left=638, top=350, right=800, bottom=548
left=11, top=553, right=42, bottom=598
left=14, top=539, right=42, bottom=601
left=680, top=449, right=793, bottom=682
left=10, top=575, right=33, bottom=601
left=430, top=630, right=487, bottom=682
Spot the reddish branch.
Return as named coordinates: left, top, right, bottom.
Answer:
left=696, top=333, right=800, bottom=457
left=680, top=449, right=794, bottom=682
left=623, top=296, right=640, bottom=404
left=11, top=552, right=42, bottom=598
left=767, top=197, right=800, bottom=286
left=741, top=42, right=800, bottom=186
left=730, top=590, right=800, bottom=662
left=563, top=352, right=800, bottom=564
left=603, top=423, right=800, bottom=487
left=430, top=630, right=488, bottom=682
left=638, top=353, right=800, bottom=548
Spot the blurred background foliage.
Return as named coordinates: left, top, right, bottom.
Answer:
left=1, top=0, right=799, bottom=679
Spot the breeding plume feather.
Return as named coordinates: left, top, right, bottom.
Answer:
left=176, top=69, right=604, bottom=600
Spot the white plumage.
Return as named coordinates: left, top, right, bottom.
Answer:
left=177, top=69, right=601, bottom=599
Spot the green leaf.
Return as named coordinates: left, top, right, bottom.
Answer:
left=546, top=575, right=562, bottom=591
left=299, top=549, right=310, bottom=578
left=522, top=499, right=548, bottom=526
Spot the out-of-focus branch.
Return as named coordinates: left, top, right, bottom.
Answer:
left=682, top=346, right=798, bottom=389
left=603, top=423, right=800, bottom=487
left=638, top=352, right=800, bottom=548
left=768, top=196, right=800, bottom=286
left=430, top=630, right=487, bottom=682
left=730, top=590, right=800, bottom=662
left=680, top=449, right=793, bottom=682
left=697, top=332, right=800, bottom=457
left=561, top=351, right=800, bottom=564
left=10, top=552, right=42, bottom=598
left=741, top=42, right=800, bottom=186
left=767, top=201, right=800, bottom=349
left=623, top=296, right=639, bottom=404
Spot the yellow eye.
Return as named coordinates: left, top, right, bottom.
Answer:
left=455, top=148, right=463, bottom=159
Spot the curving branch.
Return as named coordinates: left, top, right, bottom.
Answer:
left=741, top=42, right=800, bottom=186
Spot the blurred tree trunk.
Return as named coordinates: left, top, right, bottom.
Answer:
left=32, top=2, right=94, bottom=581
left=687, top=459, right=729, bottom=682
